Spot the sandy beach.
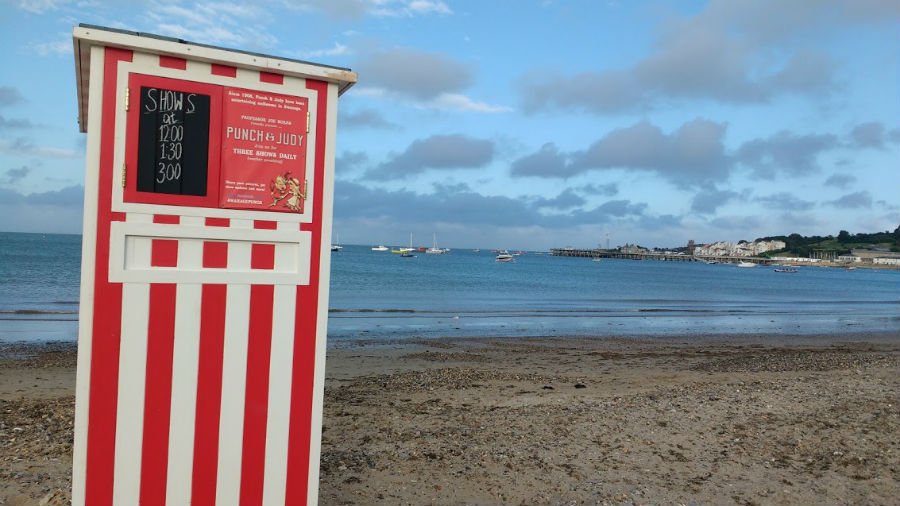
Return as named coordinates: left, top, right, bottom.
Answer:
left=2, top=334, right=899, bottom=505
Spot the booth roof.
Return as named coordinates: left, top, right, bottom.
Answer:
left=73, top=23, right=358, bottom=133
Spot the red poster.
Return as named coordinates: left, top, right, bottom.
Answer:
left=220, top=87, right=309, bottom=213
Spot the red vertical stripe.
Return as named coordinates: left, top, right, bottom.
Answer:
left=239, top=232, right=277, bottom=505
left=84, top=46, right=132, bottom=506
left=211, top=64, right=237, bottom=77
left=259, top=72, right=284, bottom=84
left=159, top=55, right=187, bottom=69
left=191, top=236, right=229, bottom=506
left=285, top=78, right=328, bottom=505
left=139, top=234, right=180, bottom=505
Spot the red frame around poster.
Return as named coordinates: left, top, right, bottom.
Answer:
left=123, top=73, right=222, bottom=208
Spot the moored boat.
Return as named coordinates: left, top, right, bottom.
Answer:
left=372, top=245, right=389, bottom=251
left=496, top=250, right=514, bottom=262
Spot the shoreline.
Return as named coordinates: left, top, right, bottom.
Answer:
left=2, top=332, right=899, bottom=504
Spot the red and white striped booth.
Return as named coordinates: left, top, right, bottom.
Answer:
left=71, top=25, right=356, bottom=505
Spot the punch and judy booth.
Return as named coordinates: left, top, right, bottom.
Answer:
left=71, top=25, right=356, bottom=505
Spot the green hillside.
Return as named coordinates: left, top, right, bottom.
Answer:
left=758, top=226, right=900, bottom=257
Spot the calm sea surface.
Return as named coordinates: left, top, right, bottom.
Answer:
left=2, top=232, right=899, bottom=343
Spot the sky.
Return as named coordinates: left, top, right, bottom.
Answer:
left=0, top=0, right=898, bottom=250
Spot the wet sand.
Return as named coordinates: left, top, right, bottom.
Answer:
left=2, top=334, right=899, bottom=505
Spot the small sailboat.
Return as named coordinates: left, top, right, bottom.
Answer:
left=426, top=233, right=445, bottom=254
left=331, top=233, right=342, bottom=252
left=400, top=232, right=416, bottom=258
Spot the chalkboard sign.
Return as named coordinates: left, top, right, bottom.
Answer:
left=136, top=86, right=211, bottom=196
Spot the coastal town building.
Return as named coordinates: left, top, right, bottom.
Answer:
left=694, top=240, right=786, bottom=257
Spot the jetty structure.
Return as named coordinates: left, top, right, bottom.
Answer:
left=550, top=247, right=775, bottom=265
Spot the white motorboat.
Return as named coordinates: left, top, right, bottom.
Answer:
left=371, top=245, right=389, bottom=252
left=496, top=250, right=514, bottom=262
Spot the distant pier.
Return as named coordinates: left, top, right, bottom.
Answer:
left=550, top=248, right=775, bottom=265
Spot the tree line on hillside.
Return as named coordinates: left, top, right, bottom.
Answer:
left=757, top=225, right=900, bottom=257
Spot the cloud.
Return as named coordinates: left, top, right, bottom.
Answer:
left=147, top=3, right=278, bottom=50
left=0, top=116, right=37, bottom=130
left=339, top=108, right=400, bottom=130
left=828, top=191, right=873, bottom=209
left=371, top=0, right=452, bottom=17
left=335, top=151, right=369, bottom=174
left=29, top=34, right=71, bottom=56
left=0, top=87, right=25, bottom=107
left=334, top=180, right=659, bottom=232
left=296, top=42, right=351, bottom=59
left=15, top=0, right=66, bottom=14
left=428, top=94, right=512, bottom=113
left=355, top=48, right=473, bottom=100
left=570, top=119, right=729, bottom=187
left=691, top=189, right=741, bottom=214
left=517, top=0, right=900, bottom=114
left=578, top=182, right=619, bottom=197
left=532, top=189, right=585, bottom=210
left=365, top=134, right=494, bottom=180
left=510, top=143, right=570, bottom=178
left=0, top=185, right=84, bottom=234
left=754, top=192, right=815, bottom=211
left=0, top=138, right=80, bottom=158
left=849, top=121, right=887, bottom=149
left=510, top=119, right=729, bottom=187
left=519, top=69, right=640, bottom=114
left=734, top=130, right=838, bottom=179
left=2, top=165, right=31, bottom=184
left=709, top=215, right=763, bottom=231
left=824, top=173, right=856, bottom=189
left=284, top=0, right=451, bottom=19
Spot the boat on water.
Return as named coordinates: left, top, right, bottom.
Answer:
left=496, top=250, right=514, bottom=262
left=393, top=233, right=415, bottom=254
left=400, top=251, right=416, bottom=258
left=592, top=257, right=601, bottom=262
left=736, top=261, right=757, bottom=268
left=774, top=267, right=798, bottom=273
left=371, top=245, right=388, bottom=252
left=426, top=233, right=446, bottom=254
left=331, top=233, right=342, bottom=251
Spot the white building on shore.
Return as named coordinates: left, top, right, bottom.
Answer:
left=694, top=240, right=786, bottom=257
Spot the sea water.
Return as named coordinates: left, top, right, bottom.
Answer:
left=2, top=232, right=899, bottom=343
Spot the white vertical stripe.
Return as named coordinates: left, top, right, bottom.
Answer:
left=112, top=214, right=153, bottom=506
left=113, top=282, right=151, bottom=506
left=71, top=44, right=106, bottom=506
left=262, top=231, right=299, bottom=505
left=216, top=219, right=253, bottom=506
left=165, top=221, right=204, bottom=505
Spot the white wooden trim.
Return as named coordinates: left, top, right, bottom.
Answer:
left=71, top=44, right=106, bottom=506
left=215, top=219, right=253, bottom=506
left=164, top=216, right=203, bottom=506
left=261, top=282, right=297, bottom=506
left=108, top=221, right=311, bottom=285
left=112, top=281, right=150, bottom=506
